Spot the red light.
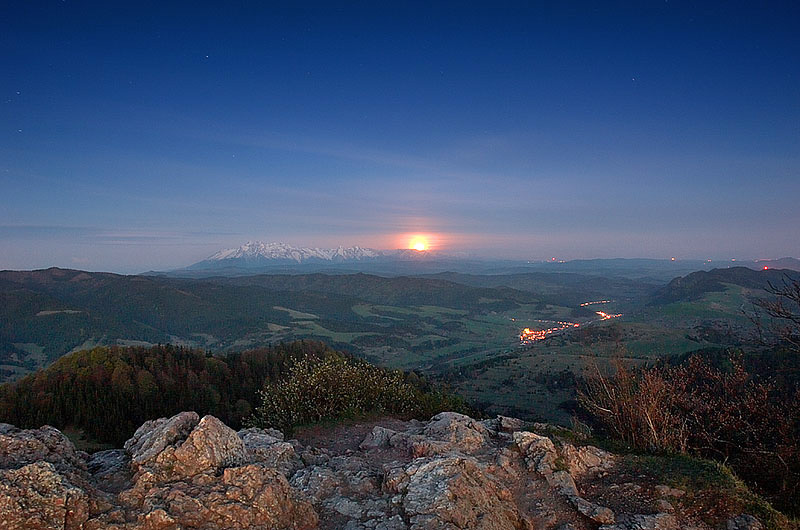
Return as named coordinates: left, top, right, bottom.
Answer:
left=763, top=266, right=769, bottom=270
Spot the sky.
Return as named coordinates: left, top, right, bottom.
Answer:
left=2, top=2, right=799, bottom=273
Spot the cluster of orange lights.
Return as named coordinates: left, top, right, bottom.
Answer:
left=579, top=300, right=613, bottom=307
left=518, top=308, right=622, bottom=344
left=519, top=321, right=580, bottom=343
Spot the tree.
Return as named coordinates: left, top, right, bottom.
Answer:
left=753, top=274, right=800, bottom=352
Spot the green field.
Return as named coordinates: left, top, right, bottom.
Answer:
left=2, top=266, right=787, bottom=426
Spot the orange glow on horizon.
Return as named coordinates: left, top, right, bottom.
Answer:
left=408, top=235, right=431, bottom=251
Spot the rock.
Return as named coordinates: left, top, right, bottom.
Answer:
left=170, top=415, right=246, bottom=475
left=245, top=439, right=301, bottom=475
left=134, top=464, right=318, bottom=529
left=727, top=514, right=764, bottom=530
left=87, top=449, right=130, bottom=492
left=0, top=423, right=86, bottom=472
left=599, top=513, right=679, bottom=530
left=360, top=426, right=399, bottom=450
left=654, top=484, right=685, bottom=498
left=513, top=432, right=614, bottom=525
left=513, top=431, right=559, bottom=476
left=550, top=470, right=615, bottom=525
left=385, top=455, right=531, bottom=529
left=124, top=411, right=199, bottom=468
left=360, top=425, right=453, bottom=458
left=656, top=499, right=674, bottom=513
left=422, top=412, right=492, bottom=453
left=482, top=415, right=525, bottom=434
left=373, top=515, right=407, bottom=529
left=0, top=461, right=90, bottom=530
left=291, top=465, right=343, bottom=503
left=560, top=444, right=615, bottom=478
left=136, top=414, right=247, bottom=483
left=0, top=412, right=756, bottom=530
left=238, top=426, right=284, bottom=445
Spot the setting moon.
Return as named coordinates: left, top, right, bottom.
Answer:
left=409, top=237, right=428, bottom=251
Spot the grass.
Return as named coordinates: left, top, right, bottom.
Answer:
left=293, top=320, right=378, bottom=342
left=622, top=453, right=794, bottom=530
left=272, top=306, right=319, bottom=320
left=522, top=422, right=797, bottom=530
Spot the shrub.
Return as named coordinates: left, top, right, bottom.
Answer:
left=578, top=352, right=800, bottom=516
left=248, top=354, right=468, bottom=435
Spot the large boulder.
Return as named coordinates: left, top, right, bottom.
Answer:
left=513, top=431, right=559, bottom=476
left=164, top=415, right=246, bottom=478
left=560, top=444, right=614, bottom=479
left=124, top=411, right=199, bottom=469
left=384, top=455, right=531, bottom=529
left=132, top=464, right=317, bottom=530
left=422, top=412, right=492, bottom=453
left=126, top=413, right=247, bottom=485
left=238, top=427, right=302, bottom=476
left=0, top=423, right=86, bottom=472
left=0, top=461, right=90, bottom=530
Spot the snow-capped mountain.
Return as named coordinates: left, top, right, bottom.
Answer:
left=193, top=241, right=382, bottom=268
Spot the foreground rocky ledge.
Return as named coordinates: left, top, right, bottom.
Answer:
left=0, top=412, right=763, bottom=530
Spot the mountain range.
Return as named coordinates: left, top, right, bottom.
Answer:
left=175, top=241, right=800, bottom=280
left=187, top=241, right=451, bottom=270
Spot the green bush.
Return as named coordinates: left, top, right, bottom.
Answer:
left=248, top=354, right=468, bottom=435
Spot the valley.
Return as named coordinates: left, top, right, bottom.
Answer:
left=2, top=263, right=794, bottom=426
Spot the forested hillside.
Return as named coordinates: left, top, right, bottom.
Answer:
left=0, top=341, right=462, bottom=446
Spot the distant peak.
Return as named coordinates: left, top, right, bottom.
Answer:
left=202, top=241, right=382, bottom=264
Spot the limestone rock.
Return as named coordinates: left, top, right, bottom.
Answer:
left=513, top=431, right=559, bottom=476
left=165, top=414, right=246, bottom=477
left=384, top=455, right=531, bottom=529
left=0, top=412, right=761, bottom=530
left=422, top=412, right=491, bottom=453
left=124, top=411, right=199, bottom=469
left=0, top=423, right=86, bottom=472
left=135, top=464, right=318, bottom=529
left=560, top=444, right=615, bottom=478
left=727, top=514, right=764, bottom=530
left=0, top=461, right=90, bottom=530
left=482, top=415, right=524, bottom=434
left=239, top=427, right=304, bottom=475
left=87, top=449, right=130, bottom=492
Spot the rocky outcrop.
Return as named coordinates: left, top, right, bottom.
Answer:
left=0, top=412, right=766, bottom=530
left=0, top=461, right=91, bottom=529
left=383, top=456, right=530, bottom=529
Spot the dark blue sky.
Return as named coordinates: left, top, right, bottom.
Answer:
left=2, top=2, right=798, bottom=272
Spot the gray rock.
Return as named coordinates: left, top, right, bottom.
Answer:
left=238, top=426, right=302, bottom=475
left=513, top=431, right=558, bottom=476
left=87, top=448, right=130, bottom=492
left=600, top=513, right=679, bottom=530
left=384, top=455, right=530, bottom=529
left=422, top=412, right=492, bottom=453
left=0, top=424, right=86, bottom=472
left=123, top=410, right=199, bottom=467
left=727, top=514, right=764, bottom=530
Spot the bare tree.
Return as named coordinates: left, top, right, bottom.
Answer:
left=753, top=274, right=800, bottom=352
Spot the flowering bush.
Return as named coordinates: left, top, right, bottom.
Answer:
left=248, top=354, right=466, bottom=434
